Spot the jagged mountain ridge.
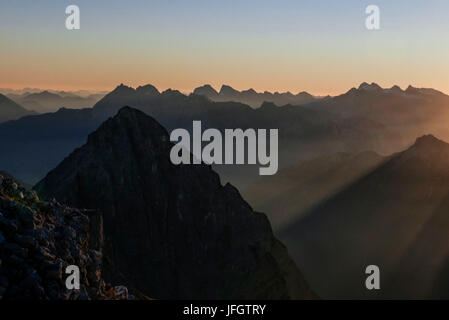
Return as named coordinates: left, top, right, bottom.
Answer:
left=35, top=107, right=315, bottom=299
left=307, top=82, right=449, bottom=129
left=0, top=83, right=396, bottom=187
left=193, top=84, right=321, bottom=107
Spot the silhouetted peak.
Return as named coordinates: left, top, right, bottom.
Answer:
left=296, top=91, right=314, bottom=98
left=345, top=87, right=358, bottom=95
left=399, top=135, right=449, bottom=160
left=405, top=85, right=445, bottom=97
left=55, top=107, right=69, bottom=113
left=219, top=85, right=239, bottom=96
left=343, top=83, right=384, bottom=96
left=405, top=85, right=419, bottom=94
left=162, top=88, right=183, bottom=96
left=114, top=106, right=162, bottom=124
left=136, top=84, right=159, bottom=96
left=399, top=134, right=449, bottom=162
left=242, top=88, right=257, bottom=95
left=114, top=106, right=164, bottom=128
left=388, top=85, right=403, bottom=94
left=358, top=82, right=382, bottom=91
left=88, top=106, right=166, bottom=146
left=111, top=83, right=135, bottom=95
left=412, top=134, right=447, bottom=149
left=193, top=84, right=219, bottom=97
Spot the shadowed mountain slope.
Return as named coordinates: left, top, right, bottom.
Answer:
left=0, top=108, right=101, bottom=183
left=279, top=134, right=449, bottom=299
left=242, top=151, right=385, bottom=231
left=35, top=107, right=314, bottom=299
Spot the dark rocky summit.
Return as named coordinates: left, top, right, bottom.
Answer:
left=0, top=173, right=128, bottom=300
left=36, top=106, right=314, bottom=299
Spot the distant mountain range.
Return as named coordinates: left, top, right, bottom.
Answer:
left=2, top=81, right=449, bottom=299
left=0, top=83, right=401, bottom=186
left=193, top=84, right=327, bottom=107
left=307, top=82, right=449, bottom=129
left=35, top=107, right=315, bottom=299
left=1, top=81, right=448, bottom=189
left=0, top=93, right=36, bottom=123
left=6, top=90, right=104, bottom=113
left=279, top=134, right=449, bottom=299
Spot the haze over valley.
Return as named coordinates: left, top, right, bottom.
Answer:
left=2, top=79, right=449, bottom=298
left=3, top=0, right=449, bottom=301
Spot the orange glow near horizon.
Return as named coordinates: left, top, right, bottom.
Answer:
left=2, top=35, right=448, bottom=96
left=2, top=1, right=449, bottom=97
left=1, top=80, right=448, bottom=97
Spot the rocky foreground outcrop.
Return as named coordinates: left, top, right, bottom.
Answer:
left=36, top=106, right=314, bottom=299
left=0, top=173, right=128, bottom=300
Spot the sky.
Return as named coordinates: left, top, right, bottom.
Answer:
left=1, top=0, right=448, bottom=95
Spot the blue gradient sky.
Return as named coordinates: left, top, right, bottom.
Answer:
left=1, top=0, right=448, bottom=94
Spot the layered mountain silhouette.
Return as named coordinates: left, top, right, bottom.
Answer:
left=0, top=84, right=396, bottom=187
left=193, top=84, right=322, bottom=107
left=8, top=90, right=103, bottom=113
left=279, top=134, right=449, bottom=299
left=2, top=81, right=449, bottom=299
left=35, top=107, right=314, bottom=299
left=307, top=82, right=449, bottom=137
left=0, top=108, right=101, bottom=183
left=0, top=82, right=447, bottom=220
left=0, top=93, right=36, bottom=123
